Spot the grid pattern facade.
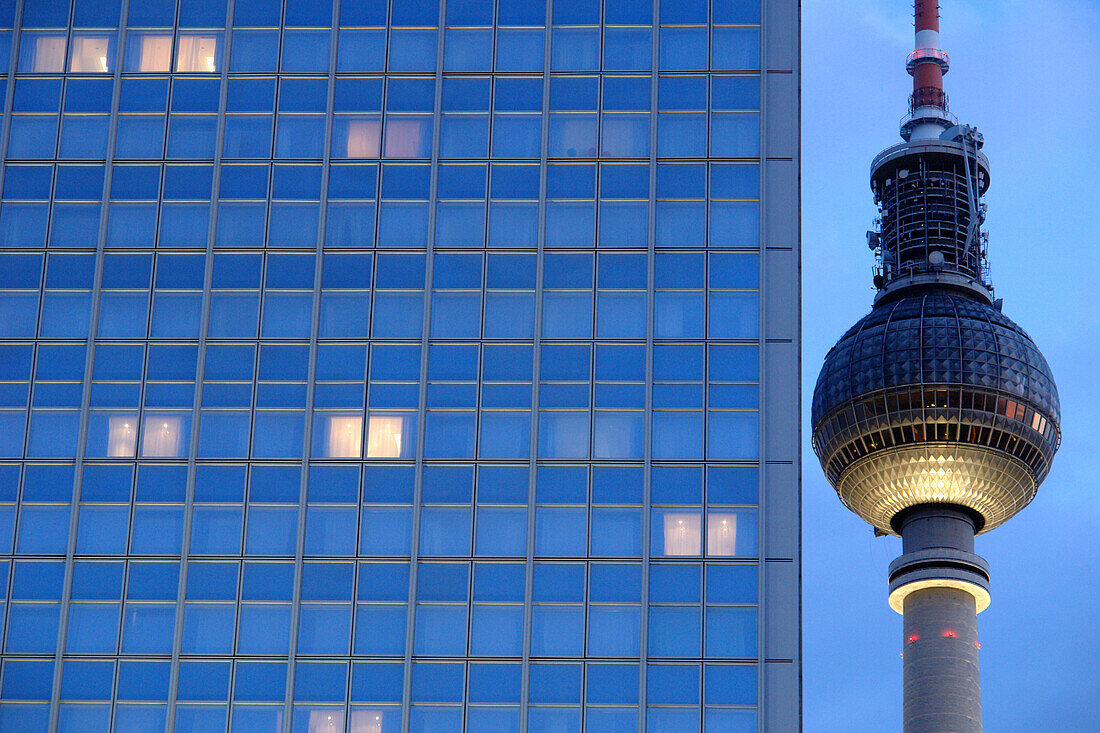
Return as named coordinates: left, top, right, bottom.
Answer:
left=0, top=1, right=800, bottom=731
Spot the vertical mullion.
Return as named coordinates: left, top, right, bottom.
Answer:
left=215, top=0, right=247, bottom=716
left=638, top=1, right=661, bottom=729
left=398, top=2, right=447, bottom=730
left=517, top=1, right=552, bottom=731
left=4, top=0, right=31, bottom=713
left=163, top=1, right=234, bottom=731
left=0, top=0, right=23, bottom=179
left=699, top=5, right=713, bottom=731
left=279, top=0, right=342, bottom=728
left=320, top=0, right=351, bottom=727
left=46, top=0, right=128, bottom=726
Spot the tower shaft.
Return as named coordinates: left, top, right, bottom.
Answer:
left=892, top=506, right=988, bottom=733
left=903, top=587, right=981, bottom=732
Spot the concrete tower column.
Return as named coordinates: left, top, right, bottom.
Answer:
left=891, top=506, right=988, bottom=733
left=902, top=587, right=981, bottom=733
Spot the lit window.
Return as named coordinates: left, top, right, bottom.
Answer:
left=707, top=513, right=738, bottom=556
left=28, top=34, right=67, bottom=72
left=308, top=710, right=345, bottom=733
left=69, top=36, right=112, bottom=72
left=135, top=33, right=172, bottom=71
left=383, top=118, right=429, bottom=157
left=107, top=416, right=139, bottom=457
left=141, top=416, right=183, bottom=458
left=366, top=416, right=404, bottom=458
left=345, top=119, right=382, bottom=157
left=349, top=710, right=385, bottom=733
left=176, top=35, right=219, bottom=72
left=663, top=512, right=701, bottom=555
left=326, top=415, right=363, bottom=458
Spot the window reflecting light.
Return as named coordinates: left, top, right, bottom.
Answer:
left=707, top=513, right=738, bottom=556
left=141, top=416, right=183, bottom=457
left=349, top=710, right=385, bottom=733
left=345, top=119, right=381, bottom=157
left=69, top=36, right=112, bottom=72
left=176, top=35, right=218, bottom=72
left=367, top=416, right=404, bottom=458
left=107, top=416, right=139, bottom=457
left=29, top=35, right=67, bottom=72
left=308, top=710, right=346, bottom=733
left=326, top=415, right=363, bottom=458
left=383, top=118, right=428, bottom=157
left=137, top=34, right=172, bottom=71
left=663, top=512, right=702, bottom=555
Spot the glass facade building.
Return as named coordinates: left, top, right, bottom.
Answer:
left=0, top=0, right=799, bottom=731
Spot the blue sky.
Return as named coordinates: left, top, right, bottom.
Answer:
left=801, top=1, right=1100, bottom=729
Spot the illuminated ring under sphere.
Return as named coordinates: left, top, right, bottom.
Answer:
left=812, top=291, right=1060, bottom=534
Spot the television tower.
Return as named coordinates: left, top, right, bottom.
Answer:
left=811, top=2, right=1061, bottom=731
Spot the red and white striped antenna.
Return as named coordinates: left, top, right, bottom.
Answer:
left=902, top=0, right=954, bottom=140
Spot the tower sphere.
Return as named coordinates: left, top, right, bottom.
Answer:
left=811, top=291, right=1060, bottom=535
